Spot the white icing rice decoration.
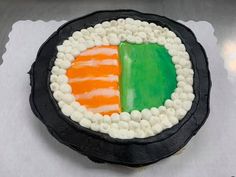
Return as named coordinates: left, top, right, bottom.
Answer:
left=50, top=18, right=195, bottom=139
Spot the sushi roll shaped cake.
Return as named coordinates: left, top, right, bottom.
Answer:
left=51, top=18, right=194, bottom=139
left=30, top=10, right=211, bottom=166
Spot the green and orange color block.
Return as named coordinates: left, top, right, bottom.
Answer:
left=66, top=42, right=177, bottom=115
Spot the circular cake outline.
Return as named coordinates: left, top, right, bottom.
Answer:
left=29, top=10, right=211, bottom=166
left=49, top=18, right=194, bottom=139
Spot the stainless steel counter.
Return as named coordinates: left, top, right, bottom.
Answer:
left=0, top=0, right=235, bottom=78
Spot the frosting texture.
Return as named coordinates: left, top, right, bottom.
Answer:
left=119, top=42, right=177, bottom=112
left=49, top=18, right=195, bottom=139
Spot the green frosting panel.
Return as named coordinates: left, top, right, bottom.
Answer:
left=118, top=42, right=177, bottom=112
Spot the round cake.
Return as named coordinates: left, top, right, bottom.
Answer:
left=29, top=10, right=211, bottom=167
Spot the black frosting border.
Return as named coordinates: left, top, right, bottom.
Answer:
left=29, top=10, right=211, bottom=167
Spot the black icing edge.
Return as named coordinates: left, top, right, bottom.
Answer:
left=29, top=10, right=211, bottom=167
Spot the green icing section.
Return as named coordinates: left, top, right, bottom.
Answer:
left=118, top=42, right=177, bottom=112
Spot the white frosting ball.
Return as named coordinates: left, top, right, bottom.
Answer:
left=173, top=99, right=182, bottom=109
left=176, top=108, right=187, bottom=120
left=183, top=84, right=193, bottom=93
left=159, top=106, right=167, bottom=113
left=72, top=31, right=83, bottom=39
left=57, top=45, right=65, bottom=52
left=186, top=77, right=193, bottom=85
left=61, top=93, right=75, bottom=104
left=149, top=116, right=160, bottom=125
left=70, top=111, right=83, bottom=122
left=57, top=52, right=65, bottom=59
left=140, top=120, right=151, bottom=129
left=129, top=120, right=140, bottom=130
left=81, top=29, right=90, bottom=36
left=70, top=101, right=80, bottom=110
left=85, top=39, right=95, bottom=48
left=183, top=101, right=192, bottom=111
left=53, top=90, right=63, bottom=101
left=100, top=123, right=110, bottom=133
left=168, top=116, right=179, bottom=125
left=109, top=129, right=118, bottom=138
left=141, top=109, right=152, bottom=120
left=102, top=37, right=109, bottom=45
left=78, top=105, right=87, bottom=113
left=150, top=107, right=160, bottom=116
left=59, top=84, right=72, bottom=93
left=61, top=104, right=74, bottom=116
left=137, top=31, right=147, bottom=39
left=58, top=101, right=66, bottom=108
left=118, top=129, right=129, bottom=139
left=177, top=75, right=185, bottom=82
left=161, top=117, right=172, bottom=129
left=102, top=21, right=111, bottom=28
left=120, top=112, right=130, bottom=121
left=92, top=113, right=103, bottom=123
left=59, top=60, right=71, bottom=69
left=134, top=129, right=145, bottom=138
left=91, top=123, right=100, bottom=131
left=108, top=33, right=120, bottom=45
left=187, top=93, right=195, bottom=101
left=127, top=130, right=135, bottom=139
left=145, top=129, right=154, bottom=137
left=166, top=108, right=176, bottom=116
left=152, top=123, right=163, bottom=134
left=65, top=54, right=74, bottom=62
left=103, top=115, right=111, bottom=124
left=80, top=118, right=91, bottom=128
left=111, top=113, right=120, bottom=122
left=64, top=46, right=73, bottom=53
left=56, top=75, right=68, bottom=84
left=164, top=99, right=174, bottom=108
left=71, top=48, right=80, bottom=57
left=131, top=110, right=142, bottom=122
left=84, top=111, right=94, bottom=121
left=95, top=27, right=106, bottom=36
left=111, top=123, right=119, bottom=129
left=50, top=74, right=58, bottom=82
left=50, top=83, right=59, bottom=91
left=51, top=66, right=61, bottom=75
left=118, top=121, right=129, bottom=129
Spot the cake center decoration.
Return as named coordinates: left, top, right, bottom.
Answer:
left=66, top=43, right=177, bottom=115
left=119, top=42, right=177, bottom=112
left=49, top=18, right=195, bottom=139
left=66, top=45, right=121, bottom=115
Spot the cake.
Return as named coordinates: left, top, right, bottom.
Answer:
left=29, top=10, right=211, bottom=166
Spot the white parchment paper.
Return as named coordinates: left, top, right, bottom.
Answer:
left=0, top=20, right=235, bottom=177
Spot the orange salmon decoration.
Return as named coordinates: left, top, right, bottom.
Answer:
left=66, top=46, right=121, bottom=115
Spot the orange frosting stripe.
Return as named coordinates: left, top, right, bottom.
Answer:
left=75, top=46, right=118, bottom=61
left=66, top=45, right=121, bottom=115
left=79, top=96, right=120, bottom=108
left=75, top=54, right=119, bottom=61
left=67, top=65, right=120, bottom=78
left=69, top=80, right=118, bottom=94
